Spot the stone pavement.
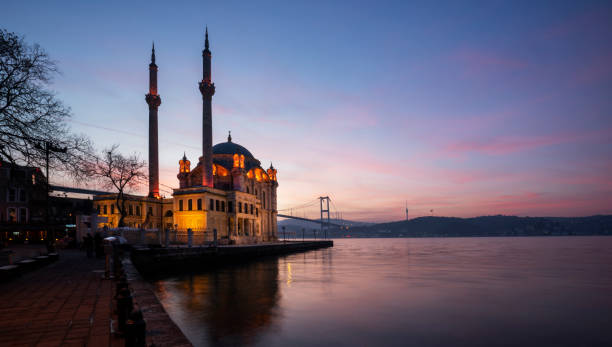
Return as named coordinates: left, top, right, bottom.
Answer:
left=0, top=249, right=123, bottom=347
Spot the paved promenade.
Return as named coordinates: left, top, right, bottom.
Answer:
left=0, top=249, right=122, bottom=347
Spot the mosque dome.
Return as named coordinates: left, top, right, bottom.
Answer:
left=212, top=130, right=255, bottom=159
left=212, top=141, right=254, bottom=159
left=212, top=131, right=261, bottom=171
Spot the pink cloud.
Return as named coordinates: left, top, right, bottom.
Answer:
left=441, top=128, right=612, bottom=157
left=539, top=9, right=612, bottom=40
left=453, top=49, right=529, bottom=70
left=572, top=52, right=612, bottom=85
left=448, top=48, right=529, bottom=80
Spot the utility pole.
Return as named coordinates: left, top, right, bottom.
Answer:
left=35, top=141, right=67, bottom=249
left=405, top=201, right=409, bottom=221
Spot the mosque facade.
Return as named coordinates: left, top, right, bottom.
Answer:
left=93, top=30, right=279, bottom=244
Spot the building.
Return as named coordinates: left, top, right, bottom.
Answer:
left=0, top=162, right=93, bottom=243
left=94, top=30, right=279, bottom=244
left=0, top=162, right=46, bottom=226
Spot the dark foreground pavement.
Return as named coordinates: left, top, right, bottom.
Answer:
left=0, top=249, right=123, bottom=347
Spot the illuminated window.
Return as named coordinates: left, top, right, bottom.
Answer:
left=209, top=199, right=214, bottom=211
left=240, top=155, right=245, bottom=168
left=179, top=200, right=183, bottom=211
left=233, top=154, right=240, bottom=168
left=188, top=199, right=193, bottom=211
left=197, top=199, right=202, bottom=210
left=7, top=208, right=16, bottom=222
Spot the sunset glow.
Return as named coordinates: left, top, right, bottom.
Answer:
left=3, top=1, right=611, bottom=221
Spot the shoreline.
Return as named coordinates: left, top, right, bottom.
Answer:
left=130, top=240, right=334, bottom=277
left=121, top=256, right=193, bottom=347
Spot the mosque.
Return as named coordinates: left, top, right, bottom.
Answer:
left=93, top=30, right=279, bottom=244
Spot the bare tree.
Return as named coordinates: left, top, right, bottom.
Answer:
left=87, top=145, right=147, bottom=227
left=0, top=29, right=92, bottom=180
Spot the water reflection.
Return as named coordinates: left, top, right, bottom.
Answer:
left=155, top=258, right=280, bottom=346
left=155, top=238, right=612, bottom=347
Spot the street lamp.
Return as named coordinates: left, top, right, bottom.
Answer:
left=35, top=141, right=67, bottom=250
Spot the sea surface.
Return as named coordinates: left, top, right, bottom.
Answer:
left=152, top=237, right=612, bottom=346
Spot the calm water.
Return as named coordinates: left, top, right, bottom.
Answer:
left=153, top=237, right=612, bottom=346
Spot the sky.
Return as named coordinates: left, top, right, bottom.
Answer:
left=2, top=0, right=611, bottom=221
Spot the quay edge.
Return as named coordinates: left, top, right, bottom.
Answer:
left=130, top=240, right=333, bottom=276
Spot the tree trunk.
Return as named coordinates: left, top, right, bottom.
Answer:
left=116, top=193, right=127, bottom=227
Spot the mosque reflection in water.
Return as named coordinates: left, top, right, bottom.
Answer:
left=154, top=258, right=280, bottom=346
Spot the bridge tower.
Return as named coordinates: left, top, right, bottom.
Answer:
left=319, top=196, right=330, bottom=238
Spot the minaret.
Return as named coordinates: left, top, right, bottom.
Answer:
left=199, top=27, right=215, bottom=187
left=145, top=42, right=161, bottom=198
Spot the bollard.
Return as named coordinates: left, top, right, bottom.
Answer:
left=116, top=287, right=133, bottom=334
left=164, top=228, right=169, bottom=248
left=125, top=309, right=146, bottom=347
left=213, top=228, right=218, bottom=247
left=113, top=248, right=121, bottom=276
left=187, top=228, right=193, bottom=248
left=116, top=280, right=129, bottom=296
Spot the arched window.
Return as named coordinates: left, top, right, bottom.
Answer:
left=240, top=155, right=245, bottom=168
left=233, top=154, right=240, bottom=168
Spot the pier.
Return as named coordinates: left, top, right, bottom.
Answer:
left=131, top=240, right=333, bottom=276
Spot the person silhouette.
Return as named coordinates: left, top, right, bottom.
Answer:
left=84, top=233, right=93, bottom=258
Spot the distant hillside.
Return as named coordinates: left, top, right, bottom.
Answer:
left=278, top=218, right=372, bottom=232
left=307, top=215, right=612, bottom=238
